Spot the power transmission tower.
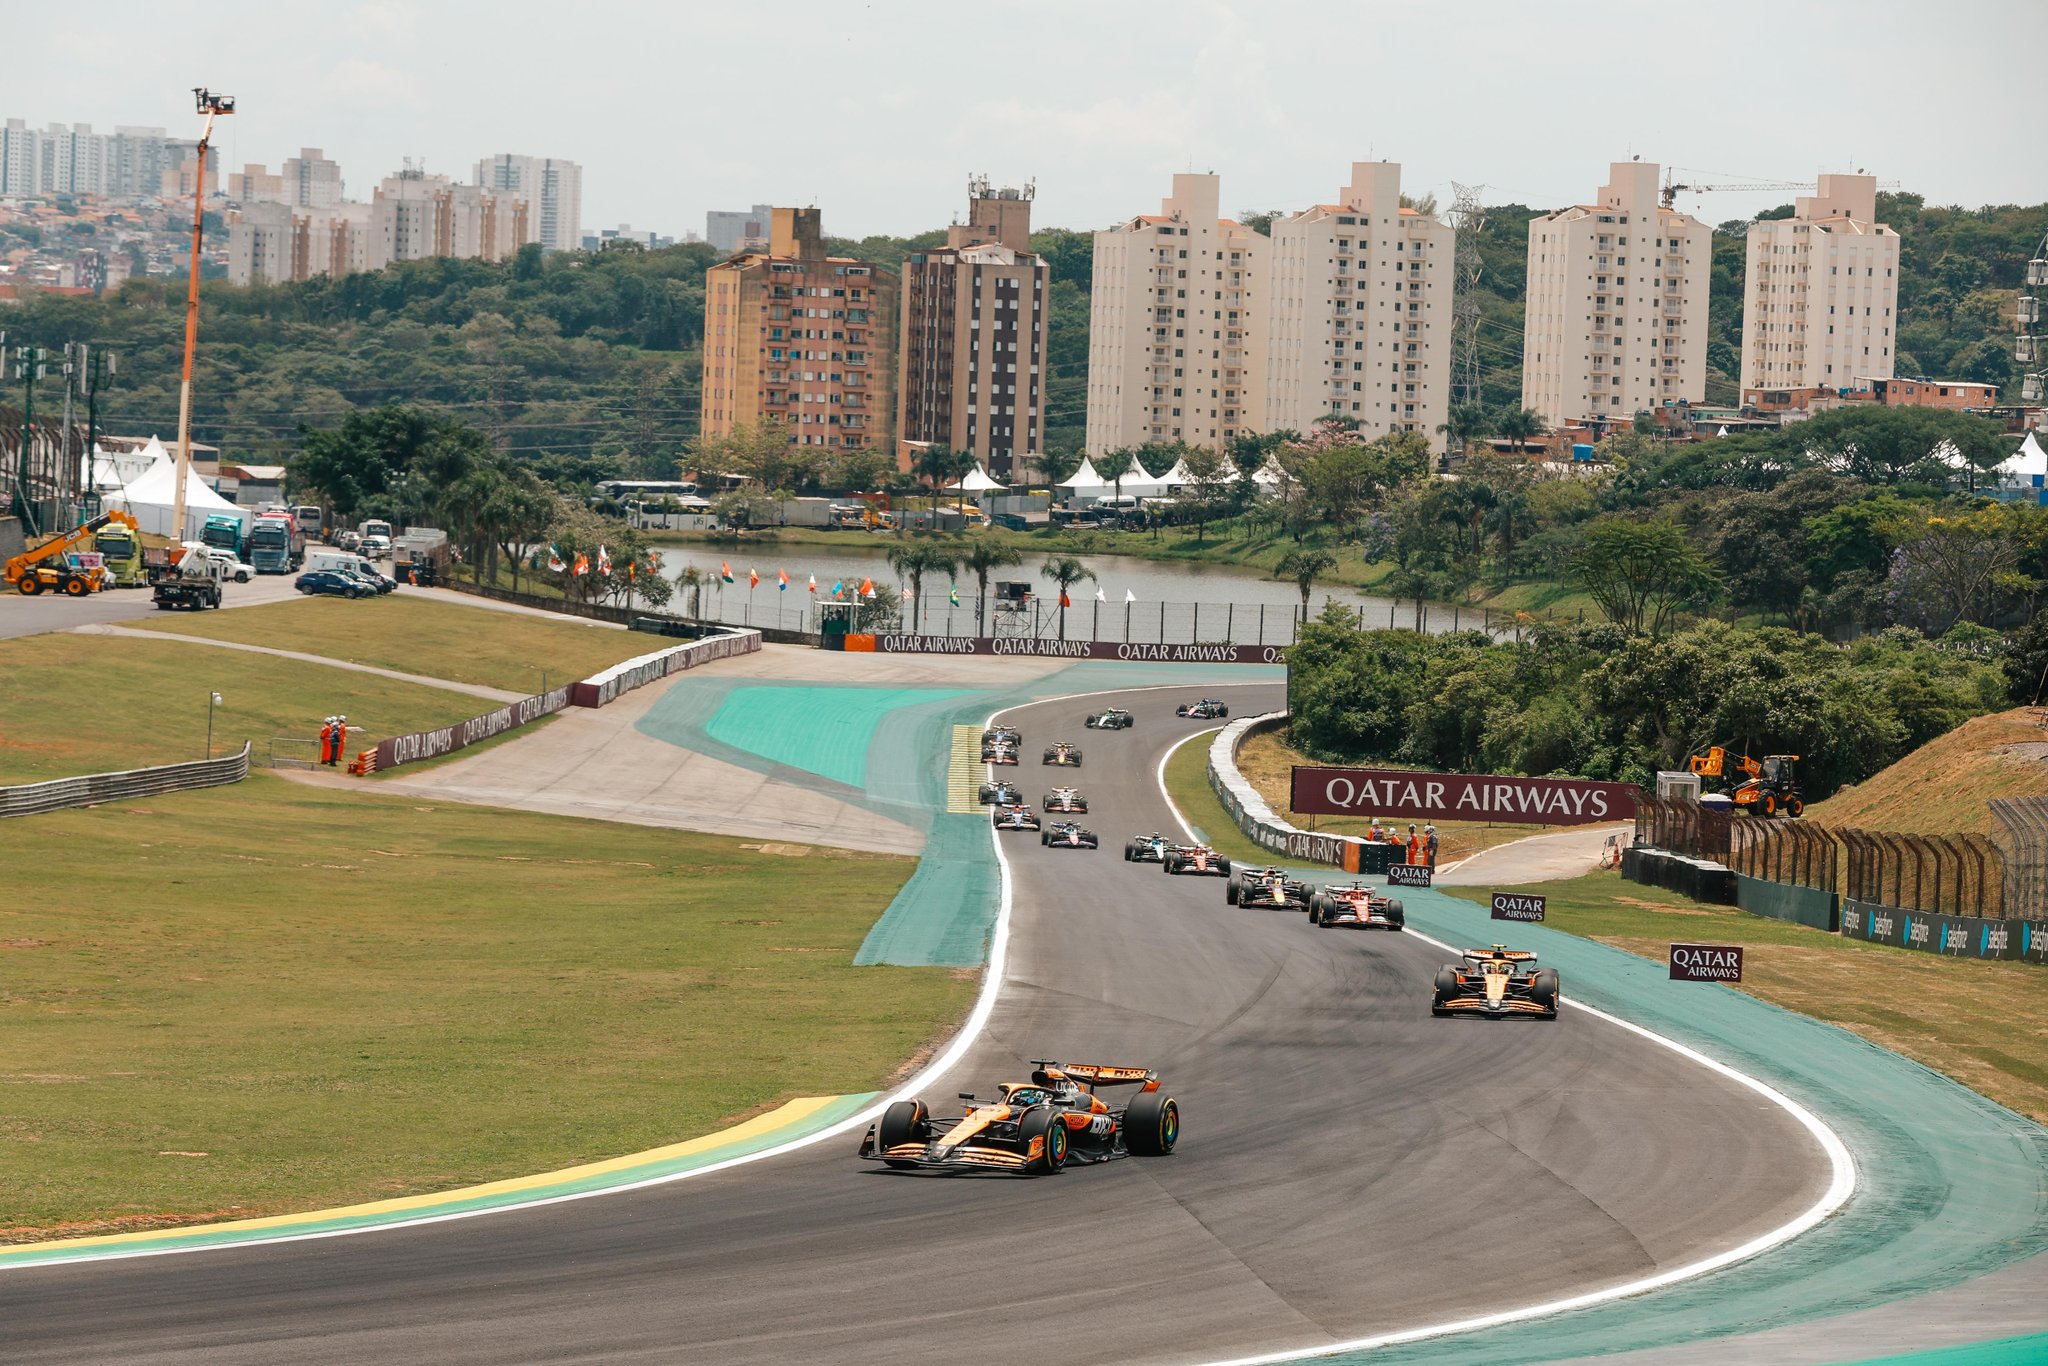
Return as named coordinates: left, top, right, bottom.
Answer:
left=1447, top=183, right=1489, bottom=410
left=2019, top=232, right=2045, bottom=422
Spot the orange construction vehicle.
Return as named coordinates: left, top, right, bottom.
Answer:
left=4, top=511, right=137, bottom=596
left=1688, top=746, right=1804, bottom=817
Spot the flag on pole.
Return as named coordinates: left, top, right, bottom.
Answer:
left=1124, top=588, right=1136, bottom=603
left=778, top=568, right=789, bottom=592
left=547, top=546, right=565, bottom=573
left=1096, top=586, right=1106, bottom=602
left=749, top=567, right=760, bottom=588
left=948, top=584, right=960, bottom=607
left=573, top=553, right=590, bottom=577
left=901, top=587, right=913, bottom=602
left=1059, top=591, right=1071, bottom=608
left=720, top=561, right=735, bottom=584
left=597, top=544, right=612, bottom=576
left=831, top=578, right=844, bottom=597
left=808, top=574, right=818, bottom=594
left=859, top=577, right=875, bottom=599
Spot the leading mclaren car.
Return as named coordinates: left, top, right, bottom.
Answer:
left=858, top=1062, right=1179, bottom=1175
left=1432, top=945, right=1560, bottom=1020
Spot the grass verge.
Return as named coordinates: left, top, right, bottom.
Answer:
left=133, top=594, right=655, bottom=696
left=0, top=633, right=507, bottom=784
left=1, top=772, right=968, bottom=1239
left=1807, top=707, right=2048, bottom=835
left=1160, top=729, right=1276, bottom=866
left=1441, top=874, right=2048, bottom=1125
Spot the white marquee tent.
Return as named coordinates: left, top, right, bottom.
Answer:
left=1998, top=430, right=2048, bottom=483
left=104, top=439, right=251, bottom=541
left=944, top=464, right=1008, bottom=493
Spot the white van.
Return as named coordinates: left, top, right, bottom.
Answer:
left=305, top=549, right=383, bottom=582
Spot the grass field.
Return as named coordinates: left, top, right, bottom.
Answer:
left=0, top=633, right=501, bottom=784
left=1442, top=875, right=2048, bottom=1125
left=1234, top=729, right=1556, bottom=864
left=1162, top=729, right=1271, bottom=865
left=0, top=774, right=964, bottom=1239
left=134, top=594, right=656, bottom=696
left=1807, top=707, right=2048, bottom=835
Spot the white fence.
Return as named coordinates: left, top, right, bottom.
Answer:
left=0, top=742, right=252, bottom=820
left=1204, top=713, right=1360, bottom=866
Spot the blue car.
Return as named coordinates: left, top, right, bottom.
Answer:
left=297, top=569, right=369, bottom=599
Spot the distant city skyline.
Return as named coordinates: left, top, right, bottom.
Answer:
left=11, top=0, right=2044, bottom=240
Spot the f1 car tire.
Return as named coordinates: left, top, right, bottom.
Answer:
left=1124, top=1091, right=1179, bottom=1157
left=1163, top=855, right=1179, bottom=874
left=1020, top=1107, right=1068, bottom=1175
left=1124, top=842, right=1136, bottom=861
left=1387, top=898, right=1406, bottom=930
left=1225, top=873, right=1241, bottom=905
left=877, top=1099, right=929, bottom=1169
left=1531, top=967, right=1561, bottom=1018
left=1308, top=891, right=1327, bottom=922
left=1431, top=967, right=1458, bottom=1017
left=1040, top=832, right=1050, bottom=845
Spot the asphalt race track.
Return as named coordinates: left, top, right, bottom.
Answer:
left=3, top=682, right=1833, bottom=1364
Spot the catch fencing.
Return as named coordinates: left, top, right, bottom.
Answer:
left=0, top=742, right=252, bottom=819
left=1632, top=795, right=2019, bottom=927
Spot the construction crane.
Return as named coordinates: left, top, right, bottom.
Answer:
left=1659, top=169, right=1900, bottom=212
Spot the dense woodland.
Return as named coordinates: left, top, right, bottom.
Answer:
left=0, top=193, right=2038, bottom=480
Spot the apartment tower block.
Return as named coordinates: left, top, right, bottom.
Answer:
left=1740, top=174, right=1900, bottom=394
left=896, top=177, right=1051, bottom=478
left=1521, top=160, right=1712, bottom=427
left=701, top=207, right=899, bottom=452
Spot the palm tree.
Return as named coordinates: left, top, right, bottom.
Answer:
left=674, top=564, right=704, bottom=626
left=961, top=538, right=1023, bottom=635
left=887, top=541, right=961, bottom=631
left=1040, top=555, right=1096, bottom=640
left=1436, top=402, right=1489, bottom=460
left=1095, top=446, right=1138, bottom=516
left=1274, top=549, right=1336, bottom=619
left=1494, top=406, right=1546, bottom=454
left=912, top=443, right=975, bottom=528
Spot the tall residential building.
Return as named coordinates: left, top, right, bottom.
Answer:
left=1255, top=161, right=1454, bottom=447
left=701, top=207, right=898, bottom=453
left=706, top=204, right=774, bottom=254
left=1740, top=174, right=1900, bottom=394
left=475, top=153, right=582, bottom=253
left=1521, top=160, right=1712, bottom=427
left=896, top=177, right=1050, bottom=479
left=283, top=148, right=344, bottom=209
left=0, top=119, right=35, bottom=195
left=229, top=175, right=523, bottom=286
left=229, top=163, right=286, bottom=203
left=1086, top=173, right=1262, bottom=454
left=1, top=120, right=174, bottom=198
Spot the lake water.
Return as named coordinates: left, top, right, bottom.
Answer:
left=648, top=541, right=1514, bottom=644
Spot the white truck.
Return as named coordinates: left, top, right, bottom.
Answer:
left=151, top=546, right=228, bottom=611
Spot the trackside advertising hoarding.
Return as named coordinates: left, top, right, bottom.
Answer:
left=1670, top=943, right=1745, bottom=982
left=1842, top=900, right=2048, bottom=963
left=1290, top=766, right=1639, bottom=826
left=1492, top=893, right=1547, bottom=922
left=832, top=633, right=1286, bottom=665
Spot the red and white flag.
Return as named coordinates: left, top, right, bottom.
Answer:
left=749, top=567, right=760, bottom=588
left=597, top=544, right=612, bottom=575
left=573, top=553, right=590, bottom=576
left=807, top=574, right=817, bottom=594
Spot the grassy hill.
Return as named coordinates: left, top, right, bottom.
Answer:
left=1805, top=707, right=2048, bottom=834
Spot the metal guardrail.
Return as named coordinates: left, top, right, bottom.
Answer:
left=0, top=741, right=252, bottom=819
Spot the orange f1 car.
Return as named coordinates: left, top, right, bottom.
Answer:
left=858, top=1062, right=1180, bottom=1175
left=1431, top=946, right=1560, bottom=1020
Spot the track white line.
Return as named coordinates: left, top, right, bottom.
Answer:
left=1166, top=743, right=1857, bottom=1364
left=8, top=678, right=1274, bottom=1270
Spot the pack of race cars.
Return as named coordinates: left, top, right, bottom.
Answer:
left=923, top=696, right=1558, bottom=1177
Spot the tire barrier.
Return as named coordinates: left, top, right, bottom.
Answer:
left=0, top=742, right=252, bottom=820
left=370, top=630, right=761, bottom=774
left=1622, top=846, right=1738, bottom=905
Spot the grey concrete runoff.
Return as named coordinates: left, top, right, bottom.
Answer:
left=3, top=685, right=1833, bottom=1365
left=1435, top=822, right=1629, bottom=886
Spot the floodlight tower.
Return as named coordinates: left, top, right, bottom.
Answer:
left=170, top=88, right=234, bottom=546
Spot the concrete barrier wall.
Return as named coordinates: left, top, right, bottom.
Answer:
left=1204, top=713, right=1359, bottom=867
left=0, top=742, right=252, bottom=820
left=1623, top=846, right=1737, bottom=905
left=1734, top=872, right=1840, bottom=931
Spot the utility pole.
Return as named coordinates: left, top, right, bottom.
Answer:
left=9, top=338, right=49, bottom=538
left=80, top=346, right=115, bottom=519
left=59, top=343, right=78, bottom=520
left=171, top=88, right=234, bottom=546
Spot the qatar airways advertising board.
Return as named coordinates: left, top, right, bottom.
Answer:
left=1290, top=766, right=1639, bottom=826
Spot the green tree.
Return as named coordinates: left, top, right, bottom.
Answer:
left=1437, top=402, right=1490, bottom=457
left=1275, top=549, right=1337, bottom=617
left=960, top=538, right=1023, bottom=634
left=1569, top=516, right=1722, bottom=637
left=912, top=442, right=975, bottom=524
left=887, top=541, right=961, bottom=631
left=1493, top=406, right=1546, bottom=454
left=1040, top=555, right=1096, bottom=639
left=687, top=418, right=814, bottom=495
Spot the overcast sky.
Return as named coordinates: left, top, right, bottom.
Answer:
left=15, top=0, right=2044, bottom=239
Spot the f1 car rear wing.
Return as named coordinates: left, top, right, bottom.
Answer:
left=1462, top=947, right=1539, bottom=963
left=1036, top=1062, right=1160, bottom=1091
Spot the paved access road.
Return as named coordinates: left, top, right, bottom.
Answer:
left=1, top=684, right=1831, bottom=1364
left=0, top=571, right=305, bottom=639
